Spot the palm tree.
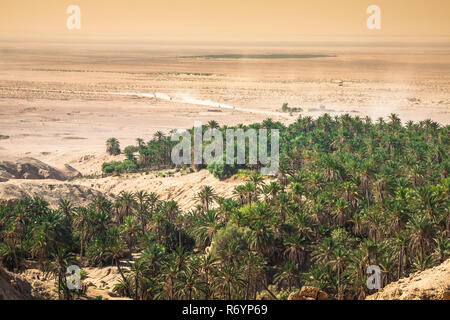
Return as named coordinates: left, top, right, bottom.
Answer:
left=192, top=210, right=222, bottom=248
left=433, top=234, right=450, bottom=263
left=359, top=161, right=375, bottom=209
left=118, top=192, right=136, bottom=224
left=73, top=208, right=89, bottom=259
left=274, top=262, right=298, bottom=291
left=207, top=120, right=220, bottom=129
left=283, top=234, right=308, bottom=265
left=4, top=223, right=21, bottom=270
left=47, top=248, right=74, bottom=300
left=196, top=186, right=217, bottom=212
left=388, top=113, right=401, bottom=131
left=198, top=253, right=218, bottom=299
left=58, top=199, right=74, bottom=223
left=154, top=131, right=165, bottom=142
left=329, top=247, right=348, bottom=300
left=213, top=264, right=245, bottom=300
left=407, top=214, right=435, bottom=260
left=312, top=238, right=336, bottom=265
left=392, top=232, right=409, bottom=279
left=179, top=267, right=206, bottom=300
left=302, top=264, right=331, bottom=292
left=121, top=216, right=139, bottom=258
left=134, top=191, right=149, bottom=233
left=106, top=137, right=121, bottom=155
left=242, top=182, right=256, bottom=206
left=136, top=138, right=144, bottom=147
left=129, top=258, right=148, bottom=300
left=248, top=172, right=264, bottom=195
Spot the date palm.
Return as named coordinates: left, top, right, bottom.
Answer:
left=407, top=214, right=435, bottom=260
left=283, top=234, right=308, bottom=265
left=207, top=120, right=220, bottom=129
left=106, top=137, right=121, bottom=155
left=179, top=266, right=207, bottom=300
left=274, top=261, right=298, bottom=291
left=135, top=190, right=149, bottom=233
left=213, top=264, right=245, bottom=300
left=118, top=192, right=136, bottom=224
left=196, top=186, right=217, bottom=212
left=121, top=216, right=139, bottom=258
left=47, top=248, right=74, bottom=300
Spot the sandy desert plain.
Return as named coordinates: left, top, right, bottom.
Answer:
left=0, top=40, right=449, bottom=209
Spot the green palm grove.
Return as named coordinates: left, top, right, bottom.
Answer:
left=1, top=114, right=449, bottom=300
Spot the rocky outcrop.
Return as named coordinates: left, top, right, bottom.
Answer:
left=0, top=266, right=35, bottom=300
left=0, top=158, right=81, bottom=182
left=2, top=267, right=130, bottom=300
left=288, top=286, right=328, bottom=300
left=366, top=259, right=450, bottom=300
left=0, top=182, right=110, bottom=207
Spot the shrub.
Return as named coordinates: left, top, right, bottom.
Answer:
left=207, top=161, right=237, bottom=180
left=106, top=138, right=121, bottom=155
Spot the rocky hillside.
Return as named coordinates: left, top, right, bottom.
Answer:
left=367, top=258, right=450, bottom=300
left=0, top=266, right=36, bottom=300
left=0, top=158, right=81, bottom=182
left=0, top=182, right=111, bottom=207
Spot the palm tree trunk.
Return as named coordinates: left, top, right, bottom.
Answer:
left=246, top=266, right=251, bottom=299
left=116, top=260, right=131, bottom=297
left=337, top=263, right=341, bottom=300
left=262, top=282, right=278, bottom=300
left=80, top=231, right=84, bottom=259
left=58, top=274, right=62, bottom=300
left=12, top=244, right=18, bottom=271
left=135, top=274, right=139, bottom=300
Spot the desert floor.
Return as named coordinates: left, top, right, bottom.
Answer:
left=0, top=40, right=449, bottom=207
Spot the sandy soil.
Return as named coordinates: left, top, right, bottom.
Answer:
left=0, top=41, right=448, bottom=300
left=1, top=41, right=449, bottom=165
left=0, top=41, right=449, bottom=207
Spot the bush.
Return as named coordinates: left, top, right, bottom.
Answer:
left=102, top=160, right=138, bottom=174
left=106, top=138, right=121, bottom=155
left=211, top=223, right=249, bottom=262
left=102, top=161, right=119, bottom=174
left=207, top=161, right=237, bottom=180
left=124, top=145, right=139, bottom=161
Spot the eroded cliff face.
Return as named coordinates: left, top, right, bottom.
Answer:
left=0, top=266, right=36, bottom=300
left=0, top=158, right=81, bottom=182
left=367, top=259, right=450, bottom=300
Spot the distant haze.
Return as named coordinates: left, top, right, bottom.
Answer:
left=1, top=0, right=449, bottom=44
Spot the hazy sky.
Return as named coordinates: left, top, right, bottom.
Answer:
left=1, top=0, right=449, bottom=43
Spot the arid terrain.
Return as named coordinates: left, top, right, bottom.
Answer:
left=0, top=41, right=449, bottom=207
left=0, top=40, right=449, bottom=300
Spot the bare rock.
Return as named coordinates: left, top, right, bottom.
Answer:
left=0, top=158, right=81, bottom=182
left=0, top=182, right=111, bottom=207
left=0, top=266, right=36, bottom=300
left=367, top=259, right=450, bottom=300
left=288, top=286, right=328, bottom=300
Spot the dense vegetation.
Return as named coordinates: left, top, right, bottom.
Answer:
left=102, top=118, right=278, bottom=178
left=1, top=114, right=449, bottom=300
